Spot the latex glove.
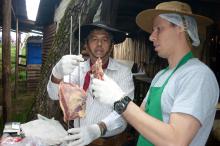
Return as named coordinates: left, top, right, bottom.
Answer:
left=52, top=55, right=84, bottom=79
left=91, top=74, right=125, bottom=106
left=63, top=124, right=101, bottom=146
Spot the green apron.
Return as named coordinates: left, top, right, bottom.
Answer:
left=137, top=51, right=193, bottom=146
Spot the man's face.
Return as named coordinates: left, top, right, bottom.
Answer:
left=85, top=29, right=113, bottom=63
left=149, top=16, right=181, bottom=59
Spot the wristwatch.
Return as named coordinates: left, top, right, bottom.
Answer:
left=114, top=96, right=131, bottom=114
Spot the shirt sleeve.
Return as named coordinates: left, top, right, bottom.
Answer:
left=47, top=74, right=59, bottom=100
left=47, top=66, right=80, bottom=100
left=101, top=111, right=127, bottom=137
left=171, top=66, right=219, bottom=125
left=101, top=65, right=134, bottom=137
left=117, top=67, right=135, bottom=100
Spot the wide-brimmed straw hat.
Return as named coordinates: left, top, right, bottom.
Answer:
left=74, top=22, right=126, bottom=44
left=136, top=1, right=213, bottom=33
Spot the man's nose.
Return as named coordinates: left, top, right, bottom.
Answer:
left=97, top=39, right=102, bottom=46
left=149, top=32, right=156, bottom=42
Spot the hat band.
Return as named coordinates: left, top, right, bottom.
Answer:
left=156, top=4, right=192, bottom=14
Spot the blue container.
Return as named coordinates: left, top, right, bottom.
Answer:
left=27, top=41, right=42, bottom=64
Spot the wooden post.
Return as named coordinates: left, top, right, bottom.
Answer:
left=2, top=0, right=12, bottom=123
left=14, top=18, right=20, bottom=98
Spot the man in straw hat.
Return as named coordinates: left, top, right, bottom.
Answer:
left=47, top=21, right=134, bottom=146
left=91, top=1, right=219, bottom=146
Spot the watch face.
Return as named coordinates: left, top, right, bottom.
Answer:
left=114, top=96, right=131, bottom=114
left=115, top=101, right=126, bottom=114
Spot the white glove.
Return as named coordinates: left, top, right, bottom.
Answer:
left=63, top=124, right=101, bottom=146
left=91, top=74, right=125, bottom=106
left=52, top=55, right=84, bottom=79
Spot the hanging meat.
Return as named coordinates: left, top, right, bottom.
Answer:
left=58, top=58, right=104, bottom=122
left=91, top=57, right=104, bottom=80
left=59, top=82, right=87, bottom=122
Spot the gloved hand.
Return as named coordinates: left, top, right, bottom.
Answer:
left=52, top=55, right=84, bottom=79
left=62, top=124, right=101, bottom=146
left=91, top=74, right=125, bottom=106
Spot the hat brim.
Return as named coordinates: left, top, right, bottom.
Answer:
left=136, top=9, right=213, bottom=34
left=74, top=23, right=126, bottom=44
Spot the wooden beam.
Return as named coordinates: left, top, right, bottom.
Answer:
left=14, top=18, right=20, bottom=99
left=2, top=0, right=12, bottom=123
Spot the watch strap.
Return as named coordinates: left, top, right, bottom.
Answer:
left=97, top=121, right=107, bottom=136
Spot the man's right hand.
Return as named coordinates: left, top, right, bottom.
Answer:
left=52, top=55, right=84, bottom=80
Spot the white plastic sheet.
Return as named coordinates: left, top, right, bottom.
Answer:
left=21, top=114, right=68, bottom=145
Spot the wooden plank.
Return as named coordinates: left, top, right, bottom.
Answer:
left=41, top=23, right=57, bottom=65
left=27, top=79, right=40, bottom=82
left=18, top=64, right=27, bottom=67
left=44, top=37, right=54, bottom=43
left=27, top=73, right=41, bottom=76
left=27, top=64, right=41, bottom=69
left=14, top=18, right=20, bottom=99
left=43, top=34, right=55, bottom=42
left=26, top=64, right=41, bottom=90
left=18, top=55, right=26, bottom=58
left=27, top=75, right=41, bottom=78
left=27, top=70, right=41, bottom=73
left=43, top=42, right=53, bottom=48
left=2, top=0, right=12, bottom=123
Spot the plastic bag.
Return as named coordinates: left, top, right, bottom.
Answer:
left=0, top=135, right=47, bottom=146
left=20, top=114, right=68, bottom=145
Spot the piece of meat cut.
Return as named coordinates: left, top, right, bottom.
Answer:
left=58, top=58, right=104, bottom=122
left=91, top=58, right=104, bottom=80
left=59, top=82, right=87, bottom=122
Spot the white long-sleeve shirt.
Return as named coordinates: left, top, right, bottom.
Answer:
left=47, top=57, right=134, bottom=137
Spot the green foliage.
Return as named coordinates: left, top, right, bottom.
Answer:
left=19, top=71, right=26, bottom=80
left=0, top=43, right=30, bottom=131
left=0, top=43, right=27, bottom=81
left=11, top=94, right=35, bottom=123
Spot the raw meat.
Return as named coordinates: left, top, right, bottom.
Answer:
left=58, top=82, right=87, bottom=122
left=58, top=58, right=104, bottom=122
left=91, top=58, right=104, bottom=80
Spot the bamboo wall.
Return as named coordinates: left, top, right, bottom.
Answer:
left=27, top=64, right=42, bottom=90
left=113, top=36, right=167, bottom=78
left=114, top=37, right=149, bottom=68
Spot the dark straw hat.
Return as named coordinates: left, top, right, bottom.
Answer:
left=74, top=22, right=126, bottom=44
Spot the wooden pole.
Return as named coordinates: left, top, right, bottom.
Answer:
left=14, top=18, right=19, bottom=98
left=2, top=0, right=12, bottom=123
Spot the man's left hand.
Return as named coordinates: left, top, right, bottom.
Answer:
left=62, top=124, right=101, bottom=146
left=91, top=74, right=125, bottom=106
